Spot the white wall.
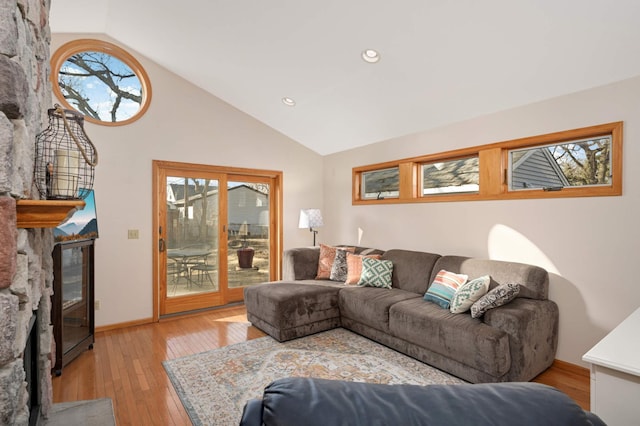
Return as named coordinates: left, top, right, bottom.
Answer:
left=323, top=76, right=640, bottom=366
left=51, top=34, right=324, bottom=327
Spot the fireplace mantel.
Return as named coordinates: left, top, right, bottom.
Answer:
left=16, top=199, right=85, bottom=228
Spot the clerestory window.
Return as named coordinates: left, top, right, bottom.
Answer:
left=422, top=157, right=479, bottom=196
left=361, top=167, right=400, bottom=200
left=508, top=136, right=612, bottom=191
left=353, top=122, right=622, bottom=204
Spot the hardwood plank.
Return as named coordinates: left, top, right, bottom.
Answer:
left=52, top=305, right=590, bottom=425
left=533, top=360, right=590, bottom=410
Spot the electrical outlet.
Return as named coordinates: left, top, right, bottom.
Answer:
left=95, top=300, right=101, bottom=310
left=128, top=229, right=139, bottom=239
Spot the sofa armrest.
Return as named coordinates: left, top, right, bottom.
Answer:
left=282, top=247, right=320, bottom=280
left=483, top=298, right=559, bottom=381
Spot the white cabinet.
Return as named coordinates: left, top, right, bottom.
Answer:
left=583, top=307, right=640, bottom=426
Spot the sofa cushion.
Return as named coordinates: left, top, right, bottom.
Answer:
left=345, top=253, right=382, bottom=285
left=282, top=247, right=321, bottom=280
left=431, top=256, right=549, bottom=300
left=357, top=257, right=393, bottom=289
left=381, top=249, right=441, bottom=294
left=471, top=283, right=520, bottom=318
left=242, top=378, right=604, bottom=426
left=353, top=247, right=385, bottom=256
left=450, top=275, right=490, bottom=314
left=423, top=269, right=468, bottom=309
left=316, top=244, right=355, bottom=279
left=329, top=249, right=349, bottom=282
left=244, top=282, right=342, bottom=331
left=389, top=298, right=511, bottom=377
left=339, top=287, right=420, bottom=333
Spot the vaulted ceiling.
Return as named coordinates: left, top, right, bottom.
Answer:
left=50, top=0, right=640, bottom=155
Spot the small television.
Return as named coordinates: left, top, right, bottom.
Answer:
left=54, top=190, right=99, bottom=242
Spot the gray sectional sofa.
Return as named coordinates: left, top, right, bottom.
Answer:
left=244, top=246, right=559, bottom=384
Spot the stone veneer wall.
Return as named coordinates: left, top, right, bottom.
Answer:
left=0, top=0, right=55, bottom=424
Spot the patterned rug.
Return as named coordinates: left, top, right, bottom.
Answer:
left=163, top=328, right=465, bottom=426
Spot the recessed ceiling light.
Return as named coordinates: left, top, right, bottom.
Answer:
left=361, top=49, right=380, bottom=63
left=282, top=97, right=296, bottom=106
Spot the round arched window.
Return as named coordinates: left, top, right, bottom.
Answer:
left=51, top=39, right=152, bottom=126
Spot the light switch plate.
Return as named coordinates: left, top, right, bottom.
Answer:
left=128, top=229, right=139, bottom=239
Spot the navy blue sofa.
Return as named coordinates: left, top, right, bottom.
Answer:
left=240, top=377, right=605, bottom=426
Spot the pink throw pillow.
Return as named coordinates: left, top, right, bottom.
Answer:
left=345, top=253, right=382, bottom=285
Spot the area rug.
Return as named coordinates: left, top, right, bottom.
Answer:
left=163, top=328, right=465, bottom=426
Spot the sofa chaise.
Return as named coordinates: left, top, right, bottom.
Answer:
left=244, top=246, right=559, bottom=383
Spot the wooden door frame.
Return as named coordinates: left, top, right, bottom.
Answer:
left=152, top=160, right=283, bottom=321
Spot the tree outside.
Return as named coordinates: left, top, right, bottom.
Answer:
left=549, top=137, right=611, bottom=186
left=58, top=51, right=143, bottom=122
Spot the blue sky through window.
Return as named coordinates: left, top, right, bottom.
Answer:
left=60, top=51, right=142, bottom=121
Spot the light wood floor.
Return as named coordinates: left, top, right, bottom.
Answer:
left=52, top=306, right=589, bottom=425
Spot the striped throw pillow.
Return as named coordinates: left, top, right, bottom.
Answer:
left=424, top=270, right=468, bottom=309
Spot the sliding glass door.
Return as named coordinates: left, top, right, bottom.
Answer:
left=153, top=161, right=282, bottom=317
left=165, top=175, right=220, bottom=297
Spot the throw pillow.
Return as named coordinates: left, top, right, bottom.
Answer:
left=316, top=244, right=354, bottom=279
left=423, top=270, right=468, bottom=309
left=449, top=275, right=491, bottom=314
left=470, top=283, right=521, bottom=318
left=329, top=249, right=350, bottom=282
left=357, top=257, right=393, bottom=289
left=345, top=253, right=382, bottom=285
left=358, top=247, right=385, bottom=256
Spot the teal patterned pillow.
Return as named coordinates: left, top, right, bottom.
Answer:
left=449, top=275, right=490, bottom=314
left=357, top=257, right=393, bottom=289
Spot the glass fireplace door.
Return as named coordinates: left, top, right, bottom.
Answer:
left=52, top=239, right=95, bottom=375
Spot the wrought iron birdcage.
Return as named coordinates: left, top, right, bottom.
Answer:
left=34, top=105, right=98, bottom=200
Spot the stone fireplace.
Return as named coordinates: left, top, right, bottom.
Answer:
left=1, top=0, right=56, bottom=424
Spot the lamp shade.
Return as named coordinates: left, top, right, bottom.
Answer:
left=299, top=209, right=323, bottom=229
